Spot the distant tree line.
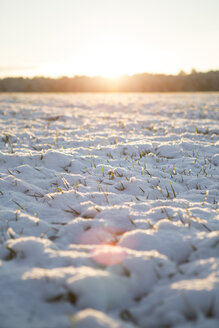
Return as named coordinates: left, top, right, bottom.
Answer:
left=0, top=70, right=219, bottom=92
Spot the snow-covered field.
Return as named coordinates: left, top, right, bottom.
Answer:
left=0, top=93, right=218, bottom=328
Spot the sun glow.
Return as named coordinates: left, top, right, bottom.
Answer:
left=16, top=40, right=179, bottom=79
left=32, top=43, right=160, bottom=78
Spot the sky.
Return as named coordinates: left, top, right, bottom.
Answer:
left=0, top=0, right=219, bottom=78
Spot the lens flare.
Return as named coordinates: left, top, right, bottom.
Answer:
left=91, top=245, right=126, bottom=266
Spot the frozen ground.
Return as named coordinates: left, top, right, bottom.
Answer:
left=0, top=93, right=218, bottom=328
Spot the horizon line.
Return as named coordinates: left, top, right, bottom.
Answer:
left=1, top=69, right=219, bottom=80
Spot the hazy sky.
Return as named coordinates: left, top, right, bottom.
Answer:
left=0, top=0, right=219, bottom=77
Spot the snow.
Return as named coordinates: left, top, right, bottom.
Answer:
left=0, top=92, right=218, bottom=328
